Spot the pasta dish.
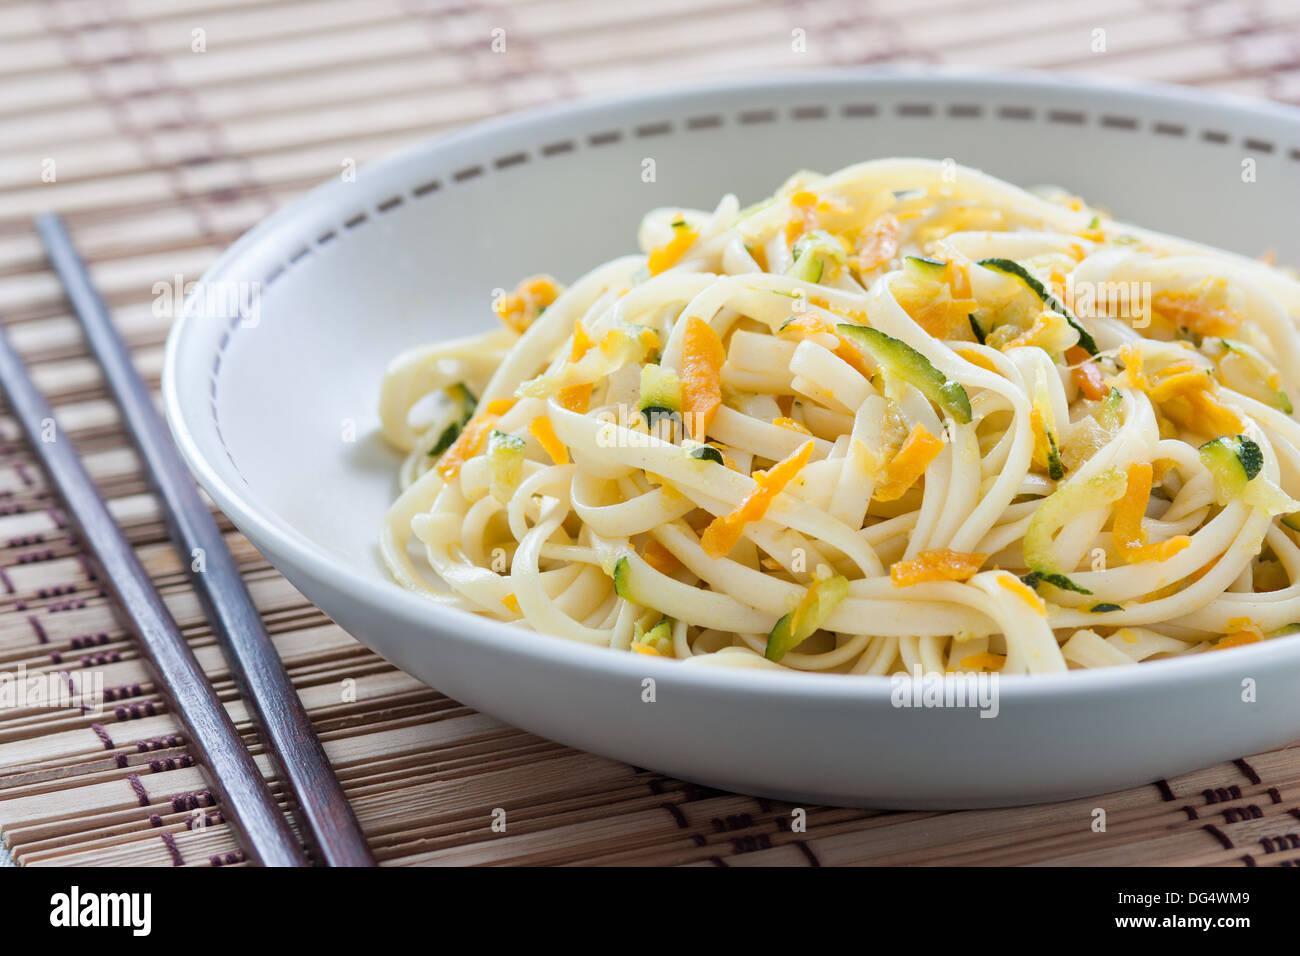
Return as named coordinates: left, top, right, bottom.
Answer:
left=378, top=158, right=1300, bottom=675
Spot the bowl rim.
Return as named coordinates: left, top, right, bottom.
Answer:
left=163, top=65, right=1300, bottom=702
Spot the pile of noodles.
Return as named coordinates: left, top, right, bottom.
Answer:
left=378, top=158, right=1300, bottom=675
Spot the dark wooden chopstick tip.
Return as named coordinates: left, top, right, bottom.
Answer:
left=0, top=321, right=308, bottom=867
left=36, top=213, right=374, bottom=867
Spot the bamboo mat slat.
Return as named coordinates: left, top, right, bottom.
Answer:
left=2, top=0, right=1300, bottom=867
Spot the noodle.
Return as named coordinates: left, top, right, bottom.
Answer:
left=377, top=158, right=1300, bottom=675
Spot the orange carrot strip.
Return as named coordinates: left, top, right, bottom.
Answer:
left=1028, top=406, right=1052, bottom=471
left=680, top=317, right=725, bottom=442
left=1121, top=347, right=1241, bottom=435
left=1148, top=367, right=1213, bottom=402
left=783, top=191, right=821, bottom=244
left=701, top=441, right=813, bottom=558
left=1119, top=344, right=1150, bottom=390
left=778, top=315, right=872, bottom=377
left=1113, top=463, right=1191, bottom=563
left=556, top=322, right=595, bottom=413
left=946, top=257, right=973, bottom=299
left=1175, top=390, right=1242, bottom=435
left=908, top=287, right=979, bottom=340
left=831, top=339, right=874, bottom=378
left=1112, top=462, right=1152, bottom=556
left=493, top=275, right=559, bottom=334
left=528, top=415, right=569, bottom=465
left=643, top=539, right=681, bottom=576
left=955, top=347, right=999, bottom=374
left=501, top=593, right=520, bottom=614
left=890, top=549, right=988, bottom=587
left=435, top=413, right=499, bottom=480
left=997, top=575, right=1046, bottom=615
left=872, top=425, right=944, bottom=502
left=1071, top=359, right=1107, bottom=401
left=648, top=222, right=699, bottom=275
left=853, top=213, right=900, bottom=272
left=959, top=652, right=1006, bottom=672
left=779, top=315, right=834, bottom=336
left=1215, top=631, right=1261, bottom=650
left=1152, top=291, right=1240, bottom=337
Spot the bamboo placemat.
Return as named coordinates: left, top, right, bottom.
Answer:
left=3, top=0, right=1300, bottom=868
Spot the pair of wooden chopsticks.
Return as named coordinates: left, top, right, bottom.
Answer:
left=0, top=214, right=373, bottom=866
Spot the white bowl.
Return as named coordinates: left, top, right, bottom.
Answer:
left=164, top=69, right=1300, bottom=809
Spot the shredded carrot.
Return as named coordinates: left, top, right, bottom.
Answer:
left=955, top=347, right=1000, bottom=374
left=1147, top=364, right=1211, bottom=402
left=946, top=257, right=973, bottom=299
left=891, top=549, right=988, bottom=586
left=830, top=339, right=873, bottom=378
left=1112, top=462, right=1191, bottom=563
left=806, top=295, right=868, bottom=323
left=779, top=314, right=872, bottom=377
left=527, top=415, right=568, bottom=465
left=1029, top=406, right=1054, bottom=472
left=643, top=539, right=681, bottom=576
left=568, top=322, right=594, bottom=358
left=872, top=425, right=943, bottom=502
left=1119, top=344, right=1151, bottom=389
left=1072, top=358, right=1107, bottom=401
left=680, top=317, right=725, bottom=442
left=773, top=417, right=811, bottom=435
left=783, top=191, right=823, bottom=244
left=1003, top=313, right=1055, bottom=350
left=630, top=642, right=662, bottom=656
left=484, top=397, right=516, bottom=416
left=959, top=651, right=1006, bottom=672
left=493, top=275, right=560, bottom=334
left=852, top=213, right=900, bottom=272
left=779, top=314, right=834, bottom=337
left=908, top=286, right=979, bottom=340
left=997, top=575, right=1046, bottom=615
left=1152, top=290, right=1240, bottom=337
left=501, top=593, right=520, bottom=614
left=556, top=322, right=595, bottom=413
left=1215, top=631, right=1261, bottom=650
left=1170, top=389, right=1242, bottom=436
left=648, top=220, right=699, bottom=275
left=435, top=413, right=499, bottom=480
left=888, top=254, right=978, bottom=337
left=1121, top=347, right=1241, bottom=435
left=701, top=441, right=813, bottom=557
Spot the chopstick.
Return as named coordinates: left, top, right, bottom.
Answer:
left=0, top=321, right=306, bottom=867
left=35, top=213, right=375, bottom=867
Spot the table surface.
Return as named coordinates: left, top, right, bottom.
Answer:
left=1, top=0, right=1299, bottom=867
